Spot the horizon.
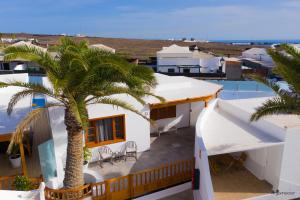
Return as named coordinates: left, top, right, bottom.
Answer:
left=0, top=0, right=300, bottom=40
left=2, top=32, right=300, bottom=42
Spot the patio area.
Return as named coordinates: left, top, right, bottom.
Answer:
left=87, top=127, right=195, bottom=180
left=210, top=154, right=273, bottom=200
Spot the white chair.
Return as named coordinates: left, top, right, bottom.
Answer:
left=125, top=141, right=137, bottom=161
left=98, top=146, right=114, bottom=168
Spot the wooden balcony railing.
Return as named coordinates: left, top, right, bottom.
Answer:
left=92, top=158, right=193, bottom=200
left=42, top=158, right=193, bottom=200
left=44, top=184, right=92, bottom=200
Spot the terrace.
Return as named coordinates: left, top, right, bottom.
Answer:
left=86, top=127, right=195, bottom=180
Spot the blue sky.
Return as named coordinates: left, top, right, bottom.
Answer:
left=0, top=0, right=300, bottom=40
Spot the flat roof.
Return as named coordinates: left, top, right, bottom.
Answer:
left=0, top=74, right=31, bottom=135
left=147, top=74, right=223, bottom=104
left=224, top=97, right=300, bottom=129
left=202, top=101, right=283, bottom=156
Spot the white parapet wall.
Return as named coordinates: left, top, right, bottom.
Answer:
left=133, top=182, right=191, bottom=200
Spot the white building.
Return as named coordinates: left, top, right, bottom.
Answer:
left=89, top=44, right=116, bottom=53
left=156, top=44, right=221, bottom=74
left=0, top=41, right=46, bottom=71
left=0, top=73, right=220, bottom=188
left=46, top=73, right=221, bottom=187
left=194, top=97, right=300, bottom=200
left=292, top=44, right=300, bottom=52
left=242, top=48, right=274, bottom=67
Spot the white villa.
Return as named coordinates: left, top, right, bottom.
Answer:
left=156, top=44, right=221, bottom=74
left=1, top=72, right=300, bottom=200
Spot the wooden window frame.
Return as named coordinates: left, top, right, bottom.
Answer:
left=85, top=114, right=126, bottom=148
left=150, top=105, right=176, bottom=121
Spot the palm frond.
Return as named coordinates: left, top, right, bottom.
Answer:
left=7, top=102, right=63, bottom=153
left=250, top=96, right=300, bottom=121
left=88, top=97, right=149, bottom=121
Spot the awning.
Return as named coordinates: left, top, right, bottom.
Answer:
left=202, top=105, right=284, bottom=156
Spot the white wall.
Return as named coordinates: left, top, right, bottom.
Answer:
left=193, top=100, right=216, bottom=200
left=244, top=145, right=283, bottom=190
left=48, top=94, right=151, bottom=187
left=200, top=57, right=220, bottom=73
left=157, top=57, right=200, bottom=66
left=278, top=127, right=300, bottom=194
left=150, top=102, right=196, bottom=133
left=190, top=102, right=205, bottom=127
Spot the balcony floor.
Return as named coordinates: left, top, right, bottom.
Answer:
left=87, top=127, right=195, bottom=180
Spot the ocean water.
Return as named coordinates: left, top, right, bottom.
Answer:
left=210, top=40, right=300, bottom=45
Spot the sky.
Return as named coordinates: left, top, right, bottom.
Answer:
left=0, top=0, right=300, bottom=40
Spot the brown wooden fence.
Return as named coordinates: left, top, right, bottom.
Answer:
left=45, top=159, right=194, bottom=200
left=0, top=175, right=42, bottom=190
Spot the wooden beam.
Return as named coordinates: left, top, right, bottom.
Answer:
left=0, top=133, right=12, bottom=142
left=149, top=94, right=215, bottom=109
left=19, top=142, right=27, bottom=176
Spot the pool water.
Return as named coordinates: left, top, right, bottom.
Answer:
left=208, top=80, right=273, bottom=92
left=29, top=76, right=46, bottom=108
left=208, top=80, right=275, bottom=100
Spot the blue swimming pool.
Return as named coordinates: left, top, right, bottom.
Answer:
left=207, top=80, right=275, bottom=100
left=208, top=80, right=273, bottom=92
left=29, top=75, right=46, bottom=108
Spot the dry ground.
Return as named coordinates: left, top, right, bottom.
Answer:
left=1, top=33, right=264, bottom=59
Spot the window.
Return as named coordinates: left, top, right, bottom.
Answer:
left=150, top=105, right=176, bottom=120
left=85, top=115, right=125, bottom=147
left=168, top=68, right=175, bottom=73
left=183, top=68, right=190, bottom=73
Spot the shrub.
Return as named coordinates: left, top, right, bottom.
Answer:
left=13, top=176, right=32, bottom=191
left=83, top=146, right=92, bottom=163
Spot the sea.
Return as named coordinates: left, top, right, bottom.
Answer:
left=210, top=40, right=300, bottom=46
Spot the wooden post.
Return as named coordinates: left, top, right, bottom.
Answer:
left=128, top=174, right=134, bottom=198
left=19, top=142, right=27, bottom=176
left=105, top=180, right=111, bottom=200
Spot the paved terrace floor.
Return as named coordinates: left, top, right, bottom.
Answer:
left=211, top=161, right=272, bottom=200
left=88, top=127, right=195, bottom=180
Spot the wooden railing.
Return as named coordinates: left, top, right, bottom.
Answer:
left=0, top=175, right=42, bottom=190
left=45, top=184, right=92, bottom=200
left=92, top=159, right=194, bottom=200
left=45, top=158, right=194, bottom=200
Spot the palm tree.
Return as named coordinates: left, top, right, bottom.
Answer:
left=0, top=38, right=162, bottom=188
left=251, top=44, right=300, bottom=121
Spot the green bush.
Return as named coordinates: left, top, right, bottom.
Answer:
left=13, top=176, right=32, bottom=191
left=83, top=146, right=92, bottom=163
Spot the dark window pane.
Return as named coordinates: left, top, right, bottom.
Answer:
left=96, top=118, right=113, bottom=141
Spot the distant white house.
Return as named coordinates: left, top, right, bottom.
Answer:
left=194, top=97, right=300, bottom=200
left=242, top=48, right=274, bottom=67
left=0, top=41, right=46, bottom=71
left=156, top=44, right=221, bottom=74
left=292, top=44, right=300, bottom=52
left=89, top=44, right=116, bottom=53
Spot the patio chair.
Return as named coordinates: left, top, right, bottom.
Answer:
left=125, top=141, right=137, bottom=161
left=98, top=146, right=114, bottom=168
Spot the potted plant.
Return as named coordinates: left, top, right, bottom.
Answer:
left=83, top=146, right=92, bottom=170
left=8, top=143, right=21, bottom=168
left=13, top=176, right=32, bottom=191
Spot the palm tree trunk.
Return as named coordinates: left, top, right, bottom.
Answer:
left=63, top=108, right=84, bottom=188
